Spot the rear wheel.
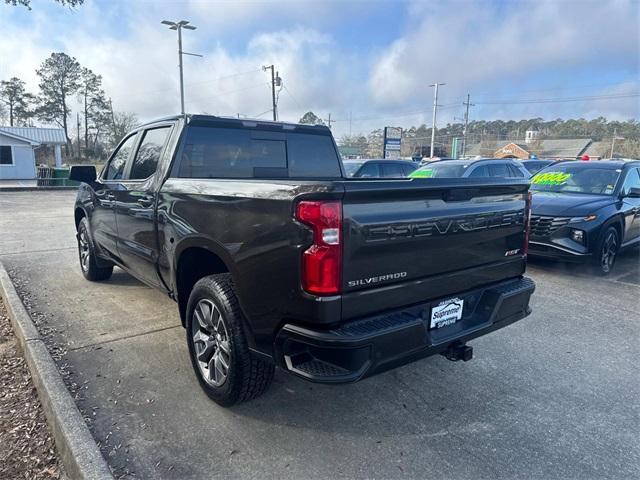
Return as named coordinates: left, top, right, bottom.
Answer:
left=77, top=217, right=113, bottom=281
left=593, top=226, right=619, bottom=275
left=186, top=274, right=274, bottom=406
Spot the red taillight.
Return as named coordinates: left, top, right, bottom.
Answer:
left=295, top=200, right=342, bottom=295
left=522, top=191, right=532, bottom=256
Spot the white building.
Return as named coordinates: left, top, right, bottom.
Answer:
left=0, top=127, right=66, bottom=180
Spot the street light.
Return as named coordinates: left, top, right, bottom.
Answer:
left=161, top=20, right=201, bottom=115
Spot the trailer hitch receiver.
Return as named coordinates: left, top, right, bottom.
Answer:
left=441, top=342, right=473, bottom=362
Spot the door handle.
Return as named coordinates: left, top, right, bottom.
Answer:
left=137, top=195, right=154, bottom=208
left=106, top=193, right=115, bottom=201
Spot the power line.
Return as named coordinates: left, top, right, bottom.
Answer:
left=282, top=84, right=303, bottom=109
left=475, top=92, right=639, bottom=105
left=184, top=82, right=270, bottom=106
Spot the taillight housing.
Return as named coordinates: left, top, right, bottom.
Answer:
left=295, top=200, right=342, bottom=295
left=522, top=191, right=532, bottom=256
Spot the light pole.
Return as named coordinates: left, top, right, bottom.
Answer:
left=262, top=65, right=282, bottom=121
left=161, top=20, right=200, bottom=115
left=429, top=82, right=445, bottom=158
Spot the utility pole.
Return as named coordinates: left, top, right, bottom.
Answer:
left=324, top=113, right=332, bottom=129
left=349, top=111, right=352, bottom=137
left=263, top=65, right=281, bottom=121
left=610, top=128, right=622, bottom=158
left=76, top=112, right=81, bottom=158
left=429, top=83, right=445, bottom=158
left=462, top=93, right=474, bottom=157
left=161, top=20, right=201, bottom=115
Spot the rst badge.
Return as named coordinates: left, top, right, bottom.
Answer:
left=430, top=298, right=464, bottom=329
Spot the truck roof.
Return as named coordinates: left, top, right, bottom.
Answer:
left=136, top=114, right=332, bottom=135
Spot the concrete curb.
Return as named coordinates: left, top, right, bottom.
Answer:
left=0, top=263, right=114, bottom=480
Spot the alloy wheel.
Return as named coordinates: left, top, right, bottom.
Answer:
left=191, top=299, right=231, bottom=387
left=600, top=231, right=617, bottom=274
left=78, top=230, right=90, bottom=272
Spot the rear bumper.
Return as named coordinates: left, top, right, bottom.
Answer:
left=274, top=276, right=535, bottom=383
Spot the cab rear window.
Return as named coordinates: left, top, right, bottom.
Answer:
left=176, top=126, right=342, bottom=179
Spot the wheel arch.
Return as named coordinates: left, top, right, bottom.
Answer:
left=602, top=214, right=624, bottom=241
left=173, top=237, right=238, bottom=327
left=74, top=206, right=87, bottom=229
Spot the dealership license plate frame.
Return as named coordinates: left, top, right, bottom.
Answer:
left=430, top=297, right=465, bottom=329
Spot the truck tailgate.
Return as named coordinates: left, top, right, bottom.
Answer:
left=341, top=178, right=529, bottom=319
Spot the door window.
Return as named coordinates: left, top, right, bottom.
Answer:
left=468, top=165, right=490, bottom=177
left=489, top=163, right=509, bottom=177
left=357, top=163, right=380, bottom=177
left=130, top=127, right=172, bottom=180
left=381, top=163, right=405, bottom=178
left=104, top=134, right=138, bottom=180
left=402, top=164, right=417, bottom=176
left=508, top=164, right=526, bottom=177
left=620, top=168, right=640, bottom=196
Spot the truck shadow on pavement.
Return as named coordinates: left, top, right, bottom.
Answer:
left=527, top=247, right=639, bottom=285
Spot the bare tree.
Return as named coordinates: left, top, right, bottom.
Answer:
left=109, top=111, right=139, bottom=148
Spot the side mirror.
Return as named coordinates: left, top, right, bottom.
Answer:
left=626, top=187, right=640, bottom=198
left=69, top=165, right=97, bottom=184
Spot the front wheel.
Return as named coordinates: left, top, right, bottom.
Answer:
left=77, top=217, right=113, bottom=281
left=593, top=226, right=619, bottom=276
left=186, top=274, right=274, bottom=406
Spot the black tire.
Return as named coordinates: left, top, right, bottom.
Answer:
left=77, top=217, right=113, bottom=281
left=186, top=274, right=274, bottom=406
left=592, top=226, right=619, bottom=276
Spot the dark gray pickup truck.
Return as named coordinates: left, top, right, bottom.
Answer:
left=70, top=114, right=535, bottom=406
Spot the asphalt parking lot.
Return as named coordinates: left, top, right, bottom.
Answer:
left=1, top=190, right=639, bottom=479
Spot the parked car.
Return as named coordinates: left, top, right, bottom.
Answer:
left=343, top=159, right=417, bottom=178
left=528, top=160, right=640, bottom=274
left=410, top=158, right=530, bottom=179
left=521, top=159, right=557, bottom=175
left=70, top=114, right=534, bottom=406
left=420, top=157, right=455, bottom=166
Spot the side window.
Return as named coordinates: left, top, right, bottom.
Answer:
left=0, top=146, right=13, bottom=165
left=381, top=163, right=405, bottom=178
left=489, top=163, right=509, bottom=177
left=357, top=163, right=380, bottom=178
left=130, top=127, right=171, bottom=180
left=621, top=168, right=640, bottom=196
left=469, top=165, right=489, bottom=177
left=402, top=164, right=417, bottom=176
left=105, top=134, right=138, bottom=180
left=508, top=164, right=525, bottom=178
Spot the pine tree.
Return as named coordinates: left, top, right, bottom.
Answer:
left=0, top=77, right=36, bottom=126
left=36, top=52, right=82, bottom=153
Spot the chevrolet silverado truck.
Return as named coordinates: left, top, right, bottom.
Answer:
left=70, top=115, right=535, bottom=406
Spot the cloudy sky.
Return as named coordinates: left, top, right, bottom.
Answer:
left=1, top=0, right=639, bottom=137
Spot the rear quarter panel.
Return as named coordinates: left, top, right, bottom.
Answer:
left=156, top=178, right=344, bottom=353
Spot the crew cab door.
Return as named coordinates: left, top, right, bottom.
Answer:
left=620, top=167, right=640, bottom=243
left=92, top=132, right=139, bottom=262
left=113, top=125, right=173, bottom=288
